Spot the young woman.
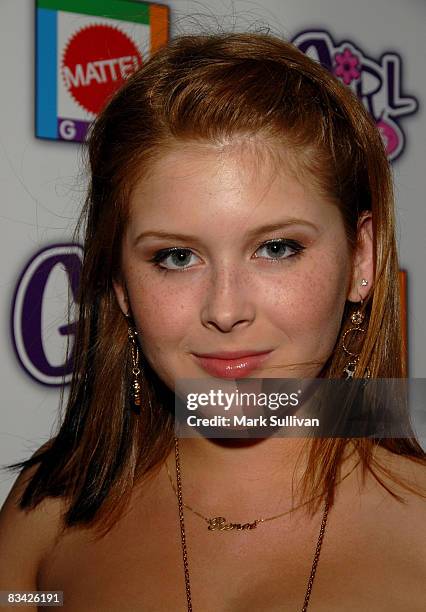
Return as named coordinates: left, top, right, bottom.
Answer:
left=0, top=33, right=425, bottom=611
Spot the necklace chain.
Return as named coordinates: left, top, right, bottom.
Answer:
left=167, top=444, right=358, bottom=530
left=173, top=436, right=331, bottom=612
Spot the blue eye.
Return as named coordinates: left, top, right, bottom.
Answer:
left=150, top=248, right=200, bottom=271
left=150, top=239, right=305, bottom=272
left=254, top=239, right=305, bottom=261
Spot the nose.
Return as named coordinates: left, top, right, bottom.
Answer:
left=200, top=264, right=256, bottom=333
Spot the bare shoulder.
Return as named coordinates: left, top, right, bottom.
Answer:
left=0, top=461, right=66, bottom=594
left=363, top=446, right=426, bottom=553
left=372, top=445, right=426, bottom=495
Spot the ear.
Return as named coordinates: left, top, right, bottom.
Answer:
left=112, top=276, right=130, bottom=316
left=347, top=211, right=374, bottom=303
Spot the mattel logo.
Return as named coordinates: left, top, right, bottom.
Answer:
left=11, top=244, right=82, bottom=386
left=35, top=0, right=169, bottom=142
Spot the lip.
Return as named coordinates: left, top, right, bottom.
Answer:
left=192, top=350, right=273, bottom=379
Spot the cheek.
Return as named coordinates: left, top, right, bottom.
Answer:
left=261, top=249, right=350, bottom=352
left=124, top=267, right=197, bottom=352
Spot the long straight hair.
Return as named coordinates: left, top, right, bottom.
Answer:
left=9, top=32, right=425, bottom=536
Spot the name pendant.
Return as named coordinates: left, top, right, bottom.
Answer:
left=207, top=516, right=260, bottom=531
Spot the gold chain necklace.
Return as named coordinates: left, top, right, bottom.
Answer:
left=173, top=436, right=331, bottom=612
left=167, top=440, right=358, bottom=531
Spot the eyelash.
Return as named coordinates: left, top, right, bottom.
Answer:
left=148, top=239, right=306, bottom=273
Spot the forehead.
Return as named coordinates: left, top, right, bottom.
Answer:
left=135, top=137, right=284, bottom=194
left=127, top=138, right=339, bottom=233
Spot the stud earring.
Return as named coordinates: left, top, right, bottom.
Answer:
left=361, top=279, right=368, bottom=286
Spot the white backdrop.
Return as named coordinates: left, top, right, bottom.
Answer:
left=1, top=0, right=425, bottom=505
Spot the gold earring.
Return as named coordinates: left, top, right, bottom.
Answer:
left=126, top=315, right=142, bottom=413
left=342, top=299, right=368, bottom=379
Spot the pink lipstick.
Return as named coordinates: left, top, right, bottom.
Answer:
left=193, top=350, right=272, bottom=379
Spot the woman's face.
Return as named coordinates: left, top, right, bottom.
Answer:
left=114, top=139, right=371, bottom=388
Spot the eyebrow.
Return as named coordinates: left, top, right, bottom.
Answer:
left=133, top=219, right=319, bottom=246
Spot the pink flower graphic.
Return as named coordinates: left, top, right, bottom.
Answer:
left=334, top=47, right=361, bottom=85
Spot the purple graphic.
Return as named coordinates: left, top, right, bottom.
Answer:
left=292, top=30, right=419, bottom=161
left=11, top=244, right=83, bottom=386
left=58, top=118, right=90, bottom=142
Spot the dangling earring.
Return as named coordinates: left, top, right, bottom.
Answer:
left=342, top=296, right=370, bottom=379
left=126, top=314, right=142, bottom=413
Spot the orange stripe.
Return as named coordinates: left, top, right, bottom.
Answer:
left=149, top=3, right=169, bottom=55
left=399, top=269, right=408, bottom=375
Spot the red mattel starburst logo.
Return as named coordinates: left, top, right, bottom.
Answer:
left=61, top=24, right=142, bottom=115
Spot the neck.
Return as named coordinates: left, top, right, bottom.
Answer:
left=179, top=436, right=307, bottom=476
left=167, top=436, right=310, bottom=518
